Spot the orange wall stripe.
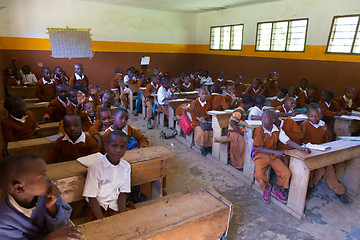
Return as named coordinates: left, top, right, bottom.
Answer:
left=0, top=36, right=359, bottom=63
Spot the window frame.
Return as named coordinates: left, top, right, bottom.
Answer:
left=255, top=18, right=309, bottom=52
left=209, top=23, right=244, bottom=51
left=325, top=14, right=360, bottom=55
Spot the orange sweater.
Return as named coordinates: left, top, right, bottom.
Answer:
left=263, top=80, right=279, bottom=97
left=334, top=96, right=356, bottom=112
left=277, top=119, right=303, bottom=150
left=1, top=111, right=39, bottom=145
left=271, top=98, right=285, bottom=108
left=6, top=77, right=24, bottom=87
left=297, top=91, right=316, bottom=108
left=206, top=94, right=229, bottom=111
left=44, top=97, right=68, bottom=122
left=111, top=74, right=122, bottom=90
left=144, top=83, right=159, bottom=100
left=35, top=79, right=56, bottom=102
left=69, top=74, right=89, bottom=88
left=65, top=104, right=93, bottom=132
left=234, top=84, right=247, bottom=98
left=318, top=100, right=344, bottom=118
left=245, top=87, right=264, bottom=98
left=299, top=119, right=327, bottom=144
left=180, top=83, right=194, bottom=92
left=188, top=99, right=210, bottom=128
left=213, top=79, right=226, bottom=87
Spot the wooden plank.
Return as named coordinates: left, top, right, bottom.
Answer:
left=27, top=102, right=49, bottom=122
left=7, top=137, right=53, bottom=160
left=39, top=121, right=60, bottom=137
left=47, top=146, right=173, bottom=203
left=174, top=91, right=198, bottom=99
left=78, top=188, right=232, bottom=240
left=334, top=117, right=360, bottom=137
left=24, top=98, right=40, bottom=103
left=8, top=87, right=36, bottom=98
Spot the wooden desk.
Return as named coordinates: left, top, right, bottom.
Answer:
left=39, top=121, right=60, bottom=137
left=7, top=137, right=53, bottom=160
left=128, top=83, right=139, bottom=113
left=47, top=146, right=173, bottom=203
left=165, top=99, right=193, bottom=128
left=334, top=116, right=360, bottom=137
left=286, top=140, right=360, bottom=219
left=8, top=86, right=36, bottom=98
left=78, top=188, right=232, bottom=240
left=27, top=102, right=49, bottom=122
left=174, top=91, right=198, bottom=99
left=118, top=80, right=125, bottom=93
left=24, top=98, right=40, bottom=103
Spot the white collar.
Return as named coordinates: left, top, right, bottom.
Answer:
left=70, top=102, right=77, bottom=107
left=106, top=125, right=128, bottom=135
left=279, top=119, right=284, bottom=128
left=277, top=97, right=285, bottom=102
left=211, top=93, right=220, bottom=95
left=282, top=104, right=292, bottom=113
left=299, top=87, right=307, bottom=92
left=309, top=120, right=325, bottom=129
left=324, top=101, right=331, bottom=108
left=183, top=82, right=191, bottom=88
left=8, top=194, right=38, bottom=218
left=42, top=77, right=55, bottom=85
left=75, top=73, right=84, bottom=80
left=102, top=154, right=122, bottom=168
left=116, top=73, right=122, bottom=75
left=57, top=96, right=69, bottom=108
left=88, top=115, right=96, bottom=124
left=151, top=82, right=158, bottom=88
left=62, top=131, right=86, bottom=144
left=198, top=98, right=207, bottom=107
left=11, top=114, right=27, bottom=124
left=253, top=87, right=260, bottom=93
left=218, top=78, right=223, bottom=82
left=262, top=124, right=279, bottom=135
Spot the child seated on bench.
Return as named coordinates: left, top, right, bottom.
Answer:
left=96, top=90, right=115, bottom=116
left=35, top=67, right=56, bottom=102
left=84, top=101, right=96, bottom=125
left=65, top=88, right=92, bottom=132
left=227, top=94, right=254, bottom=170
left=270, top=88, right=288, bottom=107
left=206, top=83, right=229, bottom=111
left=157, top=76, right=177, bottom=118
left=224, top=83, right=240, bottom=109
left=253, top=110, right=310, bottom=204
left=334, top=86, right=356, bottom=112
left=0, top=154, right=81, bottom=239
left=82, top=131, right=131, bottom=221
left=43, top=84, right=69, bottom=122
left=144, top=75, right=159, bottom=129
left=275, top=97, right=297, bottom=117
left=48, top=113, right=99, bottom=163
left=89, top=108, right=113, bottom=152
left=1, top=97, right=42, bottom=146
left=300, top=103, right=352, bottom=204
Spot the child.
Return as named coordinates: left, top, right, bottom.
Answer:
left=48, top=113, right=99, bottom=163
left=89, top=108, right=113, bottom=152
left=35, top=67, right=56, bottom=102
left=120, top=68, right=137, bottom=109
left=200, top=70, right=212, bottom=85
left=189, top=87, right=212, bottom=156
left=43, top=84, right=69, bottom=122
left=287, top=86, right=299, bottom=103
left=275, top=97, right=297, bottom=117
left=172, top=77, right=181, bottom=92
left=245, top=78, right=264, bottom=98
left=12, top=58, right=38, bottom=85
left=157, top=77, right=177, bottom=117
left=82, top=130, right=131, bottom=221
left=270, top=88, right=288, bottom=107
left=180, top=76, right=194, bottom=92
left=206, top=83, right=229, bottom=111
left=65, top=89, right=92, bottom=131
left=334, top=86, right=356, bottom=112
left=96, top=90, right=115, bottom=114
left=144, top=75, right=159, bottom=129
left=300, top=103, right=351, bottom=204
left=0, top=154, right=81, bottom=239
left=298, top=85, right=317, bottom=108
left=1, top=97, right=42, bottom=146
left=153, top=67, right=163, bottom=79
left=191, top=70, right=201, bottom=89
left=263, top=71, right=280, bottom=97
left=275, top=115, right=304, bottom=153
left=69, top=63, right=89, bottom=88
left=214, top=70, right=225, bottom=87
left=234, top=74, right=247, bottom=98
left=5, top=69, right=24, bottom=87
left=53, top=66, right=68, bottom=85
left=253, top=110, right=310, bottom=204
left=248, top=95, right=266, bottom=120
left=299, top=78, right=308, bottom=93
left=224, top=83, right=240, bottom=109
left=227, top=94, right=254, bottom=169
left=84, top=101, right=97, bottom=124
left=86, top=85, right=102, bottom=106
left=111, top=67, right=123, bottom=102
left=133, top=73, right=149, bottom=116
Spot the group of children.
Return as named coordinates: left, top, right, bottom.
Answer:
left=1, top=64, right=357, bottom=238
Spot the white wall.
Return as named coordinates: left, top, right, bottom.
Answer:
left=0, top=0, right=197, bottom=44
left=195, top=0, right=360, bottom=45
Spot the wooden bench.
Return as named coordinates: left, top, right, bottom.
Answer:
left=48, top=145, right=173, bottom=202
left=165, top=99, right=192, bottom=128
left=214, top=136, right=231, bottom=165
left=24, top=98, right=40, bottom=103
left=27, top=102, right=49, bottom=122
left=334, top=115, right=360, bottom=137
left=174, top=91, right=198, bottom=99
left=78, top=188, right=232, bottom=240
left=39, top=121, right=60, bottom=137
left=284, top=140, right=360, bottom=219
left=8, top=86, right=36, bottom=98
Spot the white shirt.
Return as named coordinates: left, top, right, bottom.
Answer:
left=75, top=73, right=85, bottom=80
left=11, top=114, right=28, bottom=124
left=309, top=120, right=325, bottom=129
left=248, top=106, right=263, bottom=120
left=262, top=124, right=290, bottom=144
left=198, top=98, right=207, bottom=107
left=57, top=96, right=70, bottom=108
left=82, top=153, right=131, bottom=211
left=275, top=104, right=293, bottom=114
left=157, top=85, right=172, bottom=105
left=200, top=76, right=213, bottom=84
left=123, top=75, right=136, bottom=92
left=41, top=77, right=55, bottom=85
left=62, top=131, right=86, bottom=145
left=20, top=70, right=38, bottom=84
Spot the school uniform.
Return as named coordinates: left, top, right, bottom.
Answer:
left=144, top=82, right=159, bottom=119
left=300, top=119, right=345, bottom=195
left=65, top=103, right=93, bottom=132
left=89, top=120, right=106, bottom=136
left=318, top=100, right=344, bottom=141
left=275, top=104, right=293, bottom=114
left=214, top=78, right=226, bottom=87
left=334, top=95, right=356, bottom=112
left=5, top=76, right=24, bottom=87
left=270, top=97, right=285, bottom=107
left=248, top=106, right=263, bottom=120
left=47, top=131, right=100, bottom=163
left=157, top=85, right=172, bottom=116
left=20, top=70, right=38, bottom=84
left=120, top=75, right=136, bottom=108
left=189, top=98, right=213, bottom=147
left=111, top=73, right=122, bottom=92
left=35, top=78, right=56, bottom=102
left=43, top=96, right=69, bottom=121
left=200, top=76, right=213, bottom=85
left=85, top=93, right=102, bottom=106
left=246, top=87, right=264, bottom=98
left=69, top=73, right=89, bottom=88
left=224, top=93, right=240, bottom=109
left=234, top=83, right=247, bottom=98
left=297, top=91, right=315, bottom=108
left=206, top=93, right=229, bottom=111
left=180, top=82, right=194, bottom=92
left=227, top=106, right=248, bottom=168
left=253, top=124, right=292, bottom=191
left=191, top=77, right=201, bottom=89
left=102, top=125, right=149, bottom=149
left=0, top=194, right=71, bottom=239
left=172, top=83, right=181, bottom=92
left=82, top=152, right=131, bottom=221
left=54, top=75, right=68, bottom=85
left=277, top=118, right=303, bottom=151
left=263, top=80, right=279, bottom=97
left=1, top=111, right=40, bottom=145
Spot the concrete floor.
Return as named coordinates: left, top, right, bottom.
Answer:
left=129, top=115, right=360, bottom=240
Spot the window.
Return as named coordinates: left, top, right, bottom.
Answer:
left=256, top=19, right=308, bottom=52
left=326, top=15, right=360, bottom=54
left=210, top=24, right=244, bottom=50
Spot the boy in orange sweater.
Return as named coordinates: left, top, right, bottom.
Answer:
left=334, top=86, right=356, bottom=112
left=144, top=75, right=159, bottom=129
left=35, top=67, right=56, bottom=102
left=69, top=63, right=89, bottom=88
left=224, top=83, right=240, bottom=109
left=245, top=78, right=264, bottom=98
left=43, top=85, right=69, bottom=122
left=270, top=88, right=288, bottom=107
left=275, top=97, right=297, bottom=117
left=206, top=83, right=229, bottom=111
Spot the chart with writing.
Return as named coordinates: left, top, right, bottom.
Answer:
left=48, top=28, right=92, bottom=58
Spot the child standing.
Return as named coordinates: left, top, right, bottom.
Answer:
left=253, top=110, right=310, bottom=204
left=82, top=131, right=131, bottom=221
left=69, top=63, right=89, bottom=88
left=300, top=103, right=352, bottom=204
left=111, top=67, right=123, bottom=103
left=43, top=84, right=69, bottom=122
left=120, top=68, right=137, bottom=110
left=227, top=94, right=253, bottom=169
left=206, top=83, right=229, bottom=111
left=298, top=85, right=317, bottom=108
left=1, top=97, right=42, bottom=146
left=144, top=75, right=159, bottom=129
left=0, top=154, right=81, bottom=239
left=35, top=67, right=56, bottom=102
left=299, top=78, right=308, bottom=93
left=270, top=88, right=288, bottom=107
left=263, top=71, right=280, bottom=97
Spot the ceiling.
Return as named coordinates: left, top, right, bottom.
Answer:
left=81, top=0, right=282, bottom=13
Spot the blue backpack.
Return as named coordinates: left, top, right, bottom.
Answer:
left=127, top=136, right=139, bottom=150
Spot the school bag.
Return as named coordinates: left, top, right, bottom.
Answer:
left=127, top=136, right=140, bottom=150
left=178, top=112, right=193, bottom=136
left=191, top=102, right=212, bottom=131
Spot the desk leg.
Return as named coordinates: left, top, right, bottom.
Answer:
left=243, top=128, right=255, bottom=185
left=342, top=157, right=360, bottom=196
left=211, top=116, right=221, bottom=161
left=287, top=157, right=310, bottom=219
left=141, top=93, right=146, bottom=119
left=151, top=179, right=163, bottom=199
left=129, top=90, right=134, bottom=112
left=169, top=107, right=175, bottom=129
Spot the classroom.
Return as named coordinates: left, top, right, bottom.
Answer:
left=0, top=0, right=360, bottom=239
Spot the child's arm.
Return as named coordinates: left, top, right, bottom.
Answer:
left=88, top=197, right=105, bottom=219
left=45, top=184, right=61, bottom=218
left=128, top=125, right=149, bottom=147
left=258, top=146, right=284, bottom=156
left=229, top=120, right=244, bottom=135
left=250, top=115, right=262, bottom=120
left=117, top=192, right=127, bottom=213
left=286, top=140, right=311, bottom=154
left=92, top=134, right=103, bottom=153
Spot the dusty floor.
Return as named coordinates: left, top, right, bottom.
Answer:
left=129, top=115, right=360, bottom=240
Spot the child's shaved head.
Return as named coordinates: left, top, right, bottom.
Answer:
left=106, top=130, right=128, bottom=144
left=211, top=83, right=221, bottom=93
